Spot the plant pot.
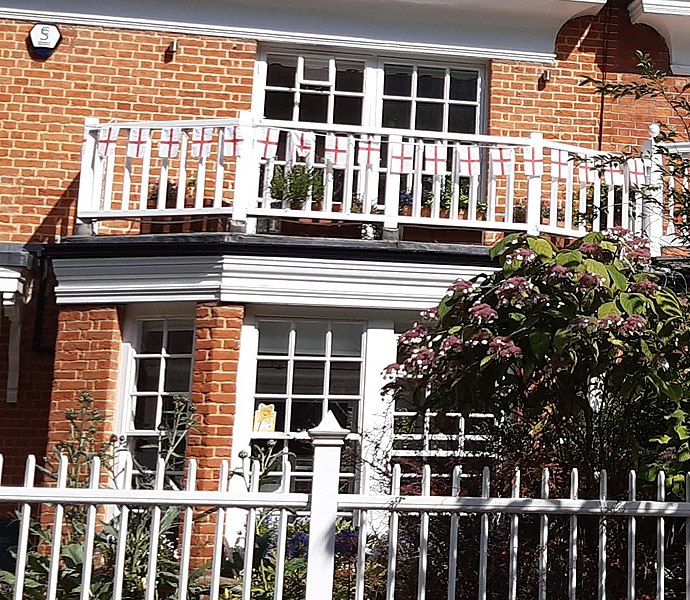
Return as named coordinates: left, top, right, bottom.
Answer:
left=400, top=205, right=412, bottom=216
left=440, top=208, right=450, bottom=219
left=458, top=208, right=468, bottom=220
left=421, top=206, right=432, bottom=218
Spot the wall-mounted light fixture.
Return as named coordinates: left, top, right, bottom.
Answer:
left=540, top=69, right=551, bottom=85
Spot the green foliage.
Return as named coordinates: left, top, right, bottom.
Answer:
left=0, top=392, right=207, bottom=600
left=269, top=165, right=324, bottom=209
left=387, top=233, right=690, bottom=486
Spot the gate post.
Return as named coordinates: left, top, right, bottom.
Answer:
left=305, top=411, right=349, bottom=600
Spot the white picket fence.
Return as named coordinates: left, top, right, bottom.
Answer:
left=76, top=112, right=648, bottom=241
left=2, top=412, right=690, bottom=599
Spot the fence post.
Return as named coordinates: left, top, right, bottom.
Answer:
left=526, top=132, right=543, bottom=236
left=76, top=117, right=99, bottom=236
left=642, top=123, right=664, bottom=257
left=231, top=111, right=258, bottom=234
left=305, top=411, right=349, bottom=600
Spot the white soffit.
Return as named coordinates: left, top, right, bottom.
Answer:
left=1, top=0, right=604, bottom=62
left=51, top=255, right=495, bottom=310
left=629, top=0, right=690, bottom=75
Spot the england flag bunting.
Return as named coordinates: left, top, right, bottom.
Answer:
left=357, top=136, right=381, bottom=167
left=159, top=128, right=181, bottom=159
left=223, top=125, right=245, bottom=158
left=325, top=134, right=349, bottom=167
left=97, top=126, right=119, bottom=158
left=551, top=149, right=570, bottom=180
left=523, top=146, right=544, bottom=177
left=490, top=147, right=515, bottom=177
left=604, top=162, right=624, bottom=187
left=627, top=158, right=647, bottom=188
left=389, top=141, right=415, bottom=174
left=126, top=128, right=150, bottom=159
left=191, top=127, right=214, bottom=158
left=290, top=131, right=315, bottom=159
left=256, top=127, right=280, bottom=160
left=578, top=158, right=598, bottom=185
left=424, top=143, right=448, bottom=175
left=457, top=145, right=481, bottom=177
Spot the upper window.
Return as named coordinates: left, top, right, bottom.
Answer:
left=259, top=51, right=482, bottom=134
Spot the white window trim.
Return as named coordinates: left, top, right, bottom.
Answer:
left=252, top=47, right=487, bottom=134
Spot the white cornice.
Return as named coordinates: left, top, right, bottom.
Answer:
left=629, top=0, right=690, bottom=75
left=52, top=254, right=494, bottom=309
left=0, top=1, right=568, bottom=63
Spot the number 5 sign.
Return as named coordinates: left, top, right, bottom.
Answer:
left=29, top=24, right=62, bottom=57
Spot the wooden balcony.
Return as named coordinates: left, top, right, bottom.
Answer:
left=75, top=112, right=663, bottom=251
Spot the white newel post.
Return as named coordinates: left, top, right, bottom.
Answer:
left=305, top=411, right=349, bottom=600
left=76, top=117, right=99, bottom=235
left=232, top=111, right=258, bottom=234
left=526, top=132, right=544, bottom=236
left=643, top=123, right=664, bottom=257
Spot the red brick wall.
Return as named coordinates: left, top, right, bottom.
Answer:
left=0, top=20, right=256, bottom=245
left=47, top=306, right=123, bottom=466
left=188, top=302, right=244, bottom=489
left=488, top=0, right=683, bottom=150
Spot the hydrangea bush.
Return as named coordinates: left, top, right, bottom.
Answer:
left=387, top=231, right=690, bottom=489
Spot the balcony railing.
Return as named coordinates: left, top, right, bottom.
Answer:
left=77, top=112, right=651, bottom=243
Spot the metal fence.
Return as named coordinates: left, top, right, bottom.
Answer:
left=1, top=413, right=689, bottom=599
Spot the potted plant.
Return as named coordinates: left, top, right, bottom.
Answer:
left=269, top=165, right=324, bottom=210
left=399, top=190, right=413, bottom=216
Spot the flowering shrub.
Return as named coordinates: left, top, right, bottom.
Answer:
left=386, top=231, right=690, bottom=488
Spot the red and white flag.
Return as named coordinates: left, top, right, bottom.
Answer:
left=126, top=128, right=150, bottom=159
left=490, top=147, right=515, bottom=177
left=256, top=127, right=280, bottom=160
left=389, top=141, right=414, bottom=174
left=457, top=145, right=481, bottom=177
left=291, top=131, right=315, bottom=159
left=551, top=149, right=570, bottom=180
left=627, top=158, right=647, bottom=188
left=604, top=162, right=624, bottom=187
left=223, top=125, right=245, bottom=157
left=191, top=127, right=214, bottom=158
left=523, top=146, right=544, bottom=177
left=424, top=143, right=448, bottom=175
left=357, top=136, right=381, bottom=167
left=578, top=158, right=598, bottom=185
left=159, top=128, right=181, bottom=159
left=325, top=134, right=349, bottom=167
left=97, top=126, right=119, bottom=158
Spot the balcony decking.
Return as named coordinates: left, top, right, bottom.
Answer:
left=76, top=112, right=665, bottom=249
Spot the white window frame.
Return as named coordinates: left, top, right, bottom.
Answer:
left=252, top=47, right=487, bottom=134
left=117, top=303, right=196, bottom=484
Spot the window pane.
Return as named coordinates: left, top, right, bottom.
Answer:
left=329, top=362, right=361, bottom=395
left=330, top=399, right=359, bottom=430
left=164, top=358, right=192, bottom=392
left=136, top=358, right=160, bottom=392
left=417, top=67, right=445, bottom=99
left=292, top=361, right=325, bottom=395
left=449, top=105, right=477, bottom=134
left=416, top=102, right=443, bottom=131
left=139, top=322, right=164, bottom=354
left=267, top=54, right=297, bottom=87
left=384, top=64, right=412, bottom=96
left=303, top=57, right=330, bottom=83
left=299, top=93, right=328, bottom=123
left=133, top=396, right=158, bottom=430
left=259, top=321, right=291, bottom=355
left=450, top=70, right=478, bottom=101
left=335, top=61, right=364, bottom=92
left=254, top=399, right=286, bottom=432
left=167, top=329, right=194, bottom=354
left=289, top=440, right=314, bottom=472
left=382, top=100, right=411, bottom=129
left=291, top=400, right=323, bottom=432
left=331, top=323, right=362, bottom=357
left=294, top=321, right=328, bottom=356
left=133, top=436, right=160, bottom=472
left=265, top=90, right=294, bottom=120
left=333, top=96, right=363, bottom=126
left=256, top=360, right=288, bottom=394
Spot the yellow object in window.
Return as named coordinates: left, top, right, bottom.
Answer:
left=253, top=403, right=277, bottom=433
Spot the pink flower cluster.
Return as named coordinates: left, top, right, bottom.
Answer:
left=619, top=315, right=646, bottom=336
left=547, top=265, right=572, bottom=280
left=488, top=336, right=522, bottom=358
left=468, top=303, right=498, bottom=323
left=630, top=279, right=659, bottom=296
left=446, top=279, right=475, bottom=297
left=504, top=247, right=537, bottom=266
left=496, top=276, right=536, bottom=307
left=625, top=237, right=651, bottom=264
left=579, top=243, right=604, bottom=258
left=577, top=272, right=605, bottom=291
